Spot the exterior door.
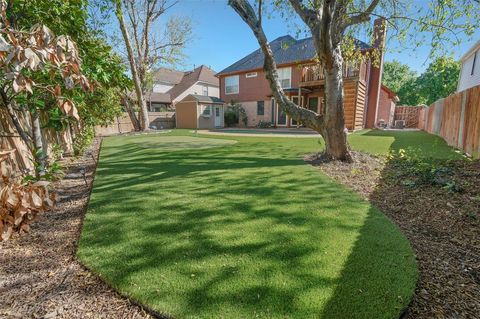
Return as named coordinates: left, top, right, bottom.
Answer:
left=214, top=106, right=222, bottom=127
left=276, top=104, right=287, bottom=126
left=308, top=97, right=319, bottom=113
left=291, top=96, right=303, bottom=126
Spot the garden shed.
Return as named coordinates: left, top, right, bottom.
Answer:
left=175, top=94, right=225, bottom=129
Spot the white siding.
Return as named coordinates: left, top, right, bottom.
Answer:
left=153, top=83, right=174, bottom=93
left=172, top=82, right=220, bottom=104
left=458, top=48, right=480, bottom=92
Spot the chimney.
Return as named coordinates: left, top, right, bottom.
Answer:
left=365, top=18, right=387, bottom=128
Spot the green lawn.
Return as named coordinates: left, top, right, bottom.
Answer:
left=77, top=129, right=459, bottom=318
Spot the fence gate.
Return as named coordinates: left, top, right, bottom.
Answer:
left=394, top=106, right=424, bottom=128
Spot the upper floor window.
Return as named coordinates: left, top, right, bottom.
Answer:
left=202, top=85, right=208, bottom=96
left=246, top=72, right=257, bottom=78
left=225, top=75, right=239, bottom=94
left=278, top=67, right=292, bottom=88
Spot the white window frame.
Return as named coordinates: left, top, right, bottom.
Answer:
left=201, top=105, right=211, bottom=117
left=225, top=75, right=239, bottom=94
left=246, top=72, right=258, bottom=78
left=202, top=85, right=208, bottom=96
left=278, top=67, right=292, bottom=89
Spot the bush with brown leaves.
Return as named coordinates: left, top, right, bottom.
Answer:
left=0, top=150, right=56, bottom=241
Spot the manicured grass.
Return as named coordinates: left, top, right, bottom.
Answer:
left=78, top=129, right=457, bottom=318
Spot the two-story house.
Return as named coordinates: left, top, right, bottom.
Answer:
left=457, top=40, right=479, bottom=92
left=147, top=65, right=220, bottom=111
left=217, top=19, right=387, bottom=130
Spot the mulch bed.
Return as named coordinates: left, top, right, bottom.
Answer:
left=0, top=139, right=152, bottom=319
left=307, top=151, right=480, bottom=319
left=1, top=139, right=479, bottom=318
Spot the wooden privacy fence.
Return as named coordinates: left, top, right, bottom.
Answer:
left=394, top=106, right=424, bottom=128
left=418, top=85, right=480, bottom=158
left=0, top=107, right=75, bottom=174
left=94, top=112, right=175, bottom=136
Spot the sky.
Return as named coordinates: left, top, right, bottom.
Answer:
left=126, top=0, right=480, bottom=75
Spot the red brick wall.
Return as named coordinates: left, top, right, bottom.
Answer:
left=219, top=64, right=303, bottom=103
left=377, top=88, right=395, bottom=127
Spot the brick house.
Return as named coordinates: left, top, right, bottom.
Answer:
left=377, top=85, right=399, bottom=128
left=217, top=19, right=386, bottom=130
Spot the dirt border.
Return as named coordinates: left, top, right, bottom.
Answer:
left=0, top=138, right=157, bottom=319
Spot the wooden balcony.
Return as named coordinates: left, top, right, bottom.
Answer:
left=300, top=63, right=362, bottom=87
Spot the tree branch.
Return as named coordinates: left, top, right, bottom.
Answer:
left=288, top=0, right=319, bottom=29
left=342, top=0, right=380, bottom=30
left=228, top=0, right=323, bottom=131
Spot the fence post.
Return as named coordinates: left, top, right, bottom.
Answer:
left=458, top=90, right=467, bottom=149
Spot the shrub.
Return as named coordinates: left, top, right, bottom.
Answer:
left=73, top=125, right=95, bottom=156
left=387, top=149, right=462, bottom=192
left=0, top=150, right=56, bottom=241
left=224, top=102, right=247, bottom=127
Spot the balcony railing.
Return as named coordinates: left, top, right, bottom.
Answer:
left=301, top=63, right=359, bottom=83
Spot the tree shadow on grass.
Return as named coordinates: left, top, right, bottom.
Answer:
left=78, top=135, right=418, bottom=318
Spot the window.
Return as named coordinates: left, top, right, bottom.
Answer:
left=202, top=85, right=208, bottom=96
left=278, top=67, right=292, bottom=88
left=308, top=97, right=318, bottom=113
left=201, top=105, right=211, bottom=117
left=257, top=101, right=264, bottom=115
left=215, top=107, right=220, bottom=117
left=225, top=75, right=239, bottom=94
left=472, top=51, right=477, bottom=76
left=246, top=72, right=257, bottom=78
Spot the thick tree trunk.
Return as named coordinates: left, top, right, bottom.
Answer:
left=115, top=1, right=150, bottom=131
left=230, top=0, right=352, bottom=161
left=321, top=49, right=352, bottom=161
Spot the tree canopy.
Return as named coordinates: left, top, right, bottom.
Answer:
left=383, top=57, right=460, bottom=106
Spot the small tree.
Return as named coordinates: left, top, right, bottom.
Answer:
left=229, top=0, right=478, bottom=161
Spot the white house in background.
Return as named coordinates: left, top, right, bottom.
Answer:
left=146, top=65, right=219, bottom=111
left=457, top=40, right=480, bottom=92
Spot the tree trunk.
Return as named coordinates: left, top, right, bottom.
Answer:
left=321, top=49, right=352, bottom=161
left=229, top=0, right=354, bottom=162
left=115, top=1, right=150, bottom=131
left=30, top=109, right=47, bottom=177
left=122, top=93, right=141, bottom=131
left=4, top=103, right=32, bottom=150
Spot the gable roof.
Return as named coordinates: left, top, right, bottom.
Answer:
left=152, top=67, right=185, bottom=84
left=381, top=85, right=399, bottom=102
left=168, top=65, right=219, bottom=101
left=217, top=35, right=371, bottom=75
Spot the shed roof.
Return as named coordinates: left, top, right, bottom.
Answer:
left=188, top=94, right=224, bottom=104
left=217, top=35, right=371, bottom=75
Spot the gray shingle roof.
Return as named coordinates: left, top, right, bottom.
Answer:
left=218, top=35, right=371, bottom=75
left=190, top=95, right=224, bottom=104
